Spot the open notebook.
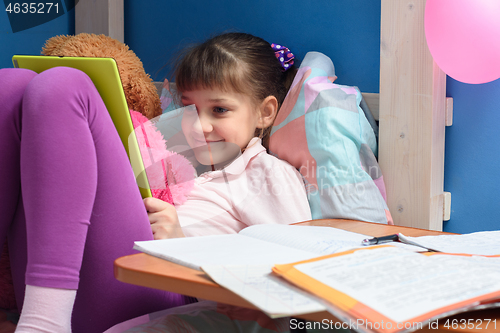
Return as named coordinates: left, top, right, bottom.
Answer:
left=133, top=224, right=376, bottom=317
left=12, top=55, right=152, bottom=198
left=273, top=246, right=500, bottom=332
left=133, top=224, right=424, bottom=318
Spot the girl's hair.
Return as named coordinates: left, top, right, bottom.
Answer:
left=174, top=32, right=297, bottom=149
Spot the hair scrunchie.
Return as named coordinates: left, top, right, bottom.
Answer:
left=271, top=43, right=295, bottom=71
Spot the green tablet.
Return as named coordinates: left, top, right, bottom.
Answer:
left=13, top=55, right=152, bottom=199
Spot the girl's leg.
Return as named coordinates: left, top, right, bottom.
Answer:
left=0, top=69, right=36, bottom=311
left=0, top=67, right=190, bottom=333
left=0, top=68, right=36, bottom=256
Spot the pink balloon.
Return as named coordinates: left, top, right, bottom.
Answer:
left=425, top=0, right=500, bottom=84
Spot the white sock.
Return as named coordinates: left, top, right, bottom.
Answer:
left=15, top=285, right=76, bottom=333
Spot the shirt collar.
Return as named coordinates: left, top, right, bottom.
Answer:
left=198, top=137, right=265, bottom=180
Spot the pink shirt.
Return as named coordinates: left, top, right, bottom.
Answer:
left=176, top=138, right=312, bottom=237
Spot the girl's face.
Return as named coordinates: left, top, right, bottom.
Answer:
left=180, top=87, right=262, bottom=165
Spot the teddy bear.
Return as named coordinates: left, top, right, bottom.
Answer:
left=40, top=32, right=195, bottom=205
left=0, top=33, right=194, bottom=314
left=41, top=33, right=162, bottom=119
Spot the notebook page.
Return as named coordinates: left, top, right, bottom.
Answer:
left=292, top=247, right=500, bottom=323
left=399, top=230, right=500, bottom=255
left=200, top=248, right=421, bottom=318
left=240, top=224, right=424, bottom=254
left=239, top=224, right=370, bottom=255
left=202, top=264, right=327, bottom=317
left=133, top=234, right=317, bottom=271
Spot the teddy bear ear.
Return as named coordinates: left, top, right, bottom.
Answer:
left=41, top=35, right=72, bottom=56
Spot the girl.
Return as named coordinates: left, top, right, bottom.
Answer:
left=114, top=31, right=312, bottom=333
left=0, top=32, right=310, bottom=333
left=146, top=32, right=311, bottom=239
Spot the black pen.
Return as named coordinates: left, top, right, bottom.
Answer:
left=361, top=234, right=399, bottom=246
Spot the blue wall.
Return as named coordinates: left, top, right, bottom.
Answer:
left=2, top=1, right=499, bottom=233
left=124, top=0, right=381, bottom=93
left=0, top=4, right=74, bottom=69
left=444, top=77, right=500, bottom=233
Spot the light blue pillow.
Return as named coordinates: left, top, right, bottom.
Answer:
left=269, top=52, right=392, bottom=224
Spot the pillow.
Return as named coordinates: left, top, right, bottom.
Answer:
left=160, top=79, right=181, bottom=113
left=270, top=52, right=393, bottom=224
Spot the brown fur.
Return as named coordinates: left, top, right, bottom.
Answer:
left=42, top=33, right=161, bottom=119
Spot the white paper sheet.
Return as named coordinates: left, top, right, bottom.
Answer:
left=201, top=264, right=327, bottom=317
left=134, top=224, right=425, bottom=272
left=134, top=234, right=317, bottom=270
left=399, top=230, right=500, bottom=255
left=239, top=224, right=371, bottom=254
left=239, top=224, right=425, bottom=254
left=294, top=247, right=500, bottom=323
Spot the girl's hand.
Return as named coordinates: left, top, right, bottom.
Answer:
left=144, top=197, right=185, bottom=239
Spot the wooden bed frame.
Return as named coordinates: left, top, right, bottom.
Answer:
left=75, top=0, right=452, bottom=231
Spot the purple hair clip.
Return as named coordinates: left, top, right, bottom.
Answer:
left=271, top=43, right=295, bottom=71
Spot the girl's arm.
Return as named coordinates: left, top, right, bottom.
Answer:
left=144, top=197, right=185, bottom=239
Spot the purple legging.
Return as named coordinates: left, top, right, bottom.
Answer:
left=0, top=67, right=191, bottom=332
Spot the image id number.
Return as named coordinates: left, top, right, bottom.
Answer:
left=6, top=2, right=59, bottom=14
left=444, top=318, right=497, bottom=330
